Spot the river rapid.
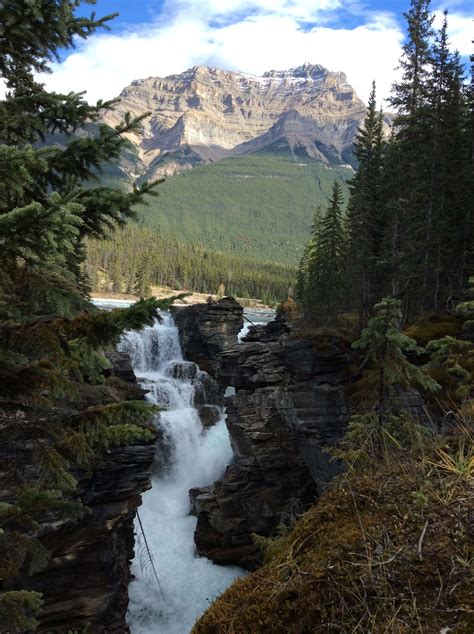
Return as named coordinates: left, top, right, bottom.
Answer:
left=114, top=308, right=270, bottom=633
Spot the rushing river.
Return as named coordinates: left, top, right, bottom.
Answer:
left=117, top=311, right=248, bottom=634
left=89, top=300, right=272, bottom=633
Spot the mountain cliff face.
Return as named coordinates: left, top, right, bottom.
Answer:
left=102, top=63, right=367, bottom=180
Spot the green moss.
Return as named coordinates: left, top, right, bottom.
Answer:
left=194, top=431, right=473, bottom=633
left=404, top=313, right=462, bottom=345
left=105, top=423, right=155, bottom=447
left=0, top=591, right=43, bottom=632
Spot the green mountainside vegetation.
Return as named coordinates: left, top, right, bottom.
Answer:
left=134, top=153, right=351, bottom=265
left=87, top=224, right=296, bottom=304
left=87, top=152, right=348, bottom=303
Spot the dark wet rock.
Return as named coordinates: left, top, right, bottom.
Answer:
left=192, top=372, right=223, bottom=406
left=189, top=486, right=213, bottom=515
left=241, top=313, right=290, bottom=343
left=105, top=350, right=137, bottom=384
left=171, top=297, right=244, bottom=376
left=167, top=360, right=199, bottom=380
left=197, top=404, right=222, bottom=428
left=193, top=315, right=351, bottom=569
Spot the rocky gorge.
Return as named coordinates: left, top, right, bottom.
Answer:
left=171, top=299, right=350, bottom=570
left=2, top=298, right=351, bottom=632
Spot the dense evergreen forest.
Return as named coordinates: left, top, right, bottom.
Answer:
left=297, top=3, right=473, bottom=322
left=131, top=154, right=351, bottom=264
left=87, top=225, right=296, bottom=304
left=86, top=153, right=346, bottom=304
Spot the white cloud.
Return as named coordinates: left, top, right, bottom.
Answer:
left=166, top=0, right=342, bottom=21
left=13, top=1, right=469, bottom=108
left=433, top=10, right=472, bottom=56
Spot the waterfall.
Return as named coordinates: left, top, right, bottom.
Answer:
left=119, top=312, right=243, bottom=634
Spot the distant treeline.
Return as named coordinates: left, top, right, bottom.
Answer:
left=86, top=225, right=296, bottom=304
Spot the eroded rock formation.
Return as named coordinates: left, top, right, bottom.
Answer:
left=27, top=443, right=155, bottom=633
left=192, top=314, right=351, bottom=569
left=101, top=63, right=369, bottom=179
left=171, top=297, right=244, bottom=376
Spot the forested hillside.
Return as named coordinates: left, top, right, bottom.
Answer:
left=87, top=225, right=296, bottom=304
left=87, top=151, right=348, bottom=302
left=133, top=153, right=351, bottom=265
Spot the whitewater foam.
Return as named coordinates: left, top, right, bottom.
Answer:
left=120, top=313, right=243, bottom=634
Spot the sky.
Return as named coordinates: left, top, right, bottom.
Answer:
left=38, top=0, right=472, bottom=106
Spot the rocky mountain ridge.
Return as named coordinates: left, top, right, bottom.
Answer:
left=102, top=63, right=368, bottom=180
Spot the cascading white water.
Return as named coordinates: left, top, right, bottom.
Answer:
left=118, top=312, right=243, bottom=634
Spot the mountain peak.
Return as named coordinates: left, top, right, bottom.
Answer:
left=105, top=62, right=366, bottom=180
left=263, top=63, right=329, bottom=80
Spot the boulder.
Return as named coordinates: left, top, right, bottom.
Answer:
left=197, top=404, right=222, bottom=428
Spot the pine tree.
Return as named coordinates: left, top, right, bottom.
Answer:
left=295, top=205, right=320, bottom=306
left=295, top=241, right=313, bottom=304
left=386, top=0, right=435, bottom=315
left=306, top=181, right=346, bottom=317
left=346, top=82, right=385, bottom=319
left=420, top=13, right=471, bottom=310
left=295, top=0, right=471, bottom=328
left=133, top=254, right=152, bottom=298
left=353, top=298, right=440, bottom=422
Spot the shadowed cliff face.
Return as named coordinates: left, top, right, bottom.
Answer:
left=189, top=314, right=351, bottom=569
left=5, top=353, right=156, bottom=634
left=28, top=443, right=156, bottom=633
left=171, top=297, right=244, bottom=376
left=101, top=63, right=368, bottom=179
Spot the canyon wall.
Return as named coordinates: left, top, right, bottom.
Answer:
left=172, top=304, right=351, bottom=570
left=3, top=353, right=155, bottom=633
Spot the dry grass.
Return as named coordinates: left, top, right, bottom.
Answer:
left=193, top=423, right=474, bottom=634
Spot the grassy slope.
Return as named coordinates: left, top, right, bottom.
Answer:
left=137, top=153, right=352, bottom=265
left=193, top=436, right=473, bottom=633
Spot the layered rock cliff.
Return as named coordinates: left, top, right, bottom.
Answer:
left=171, top=297, right=244, bottom=376
left=2, top=353, right=156, bottom=633
left=190, top=313, right=351, bottom=569
left=102, top=63, right=368, bottom=179
left=25, top=441, right=155, bottom=633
